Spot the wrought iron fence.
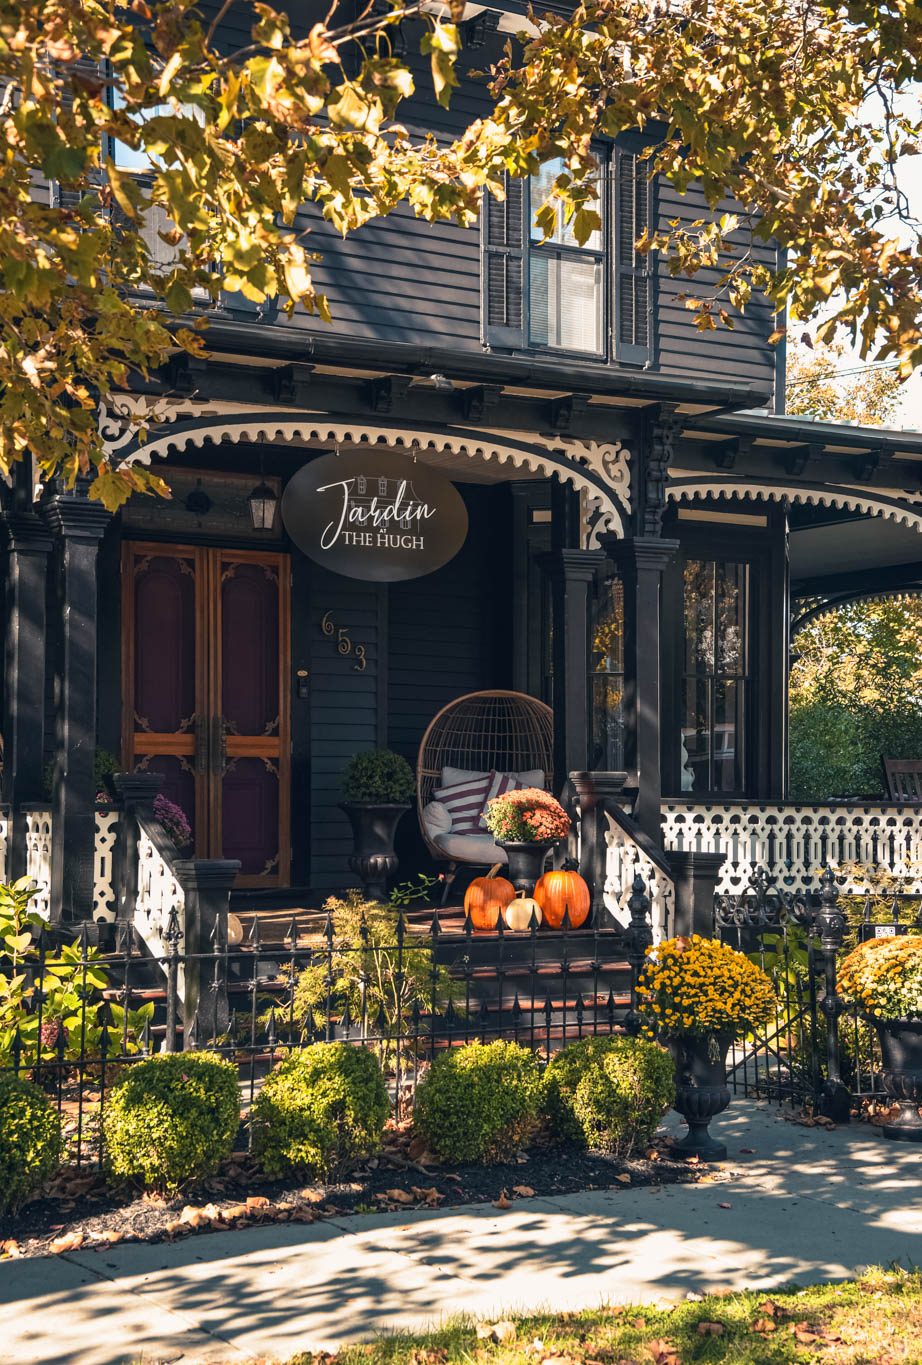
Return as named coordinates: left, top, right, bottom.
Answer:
left=714, top=868, right=922, bottom=1114
left=0, top=885, right=656, bottom=1169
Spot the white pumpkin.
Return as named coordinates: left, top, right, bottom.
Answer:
left=504, top=893, right=543, bottom=932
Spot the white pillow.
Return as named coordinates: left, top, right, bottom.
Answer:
left=422, top=801, right=452, bottom=837
left=441, top=765, right=490, bottom=788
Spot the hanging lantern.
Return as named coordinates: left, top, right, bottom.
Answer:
left=248, top=479, right=278, bottom=531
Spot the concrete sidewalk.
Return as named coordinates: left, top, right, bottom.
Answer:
left=2, top=1103, right=921, bottom=1365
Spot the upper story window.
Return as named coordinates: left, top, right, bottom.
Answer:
left=482, top=147, right=655, bottom=365
left=528, top=159, right=604, bottom=355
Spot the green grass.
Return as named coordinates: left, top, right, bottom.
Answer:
left=288, top=1270, right=922, bottom=1365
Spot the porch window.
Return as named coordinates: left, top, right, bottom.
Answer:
left=590, top=575, right=625, bottom=770
left=680, top=559, right=749, bottom=793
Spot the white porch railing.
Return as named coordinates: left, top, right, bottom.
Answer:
left=23, top=805, right=52, bottom=917
left=93, top=805, right=119, bottom=921
left=134, top=823, right=186, bottom=998
left=662, top=801, right=922, bottom=895
left=603, top=813, right=674, bottom=938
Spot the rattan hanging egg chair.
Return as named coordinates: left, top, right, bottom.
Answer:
left=417, top=690, right=554, bottom=902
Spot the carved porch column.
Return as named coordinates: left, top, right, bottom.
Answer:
left=1, top=462, right=52, bottom=878
left=43, top=482, right=111, bottom=922
left=546, top=549, right=606, bottom=789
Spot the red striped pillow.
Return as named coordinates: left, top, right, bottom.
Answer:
left=433, top=772, right=493, bottom=835
left=479, top=769, right=525, bottom=828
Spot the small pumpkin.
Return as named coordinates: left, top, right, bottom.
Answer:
left=464, top=875, right=515, bottom=931
left=504, top=891, right=543, bottom=932
left=534, top=869, right=590, bottom=929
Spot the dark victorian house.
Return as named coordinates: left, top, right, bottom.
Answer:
left=5, top=0, right=922, bottom=962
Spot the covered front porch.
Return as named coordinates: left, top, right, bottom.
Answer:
left=2, top=369, right=922, bottom=957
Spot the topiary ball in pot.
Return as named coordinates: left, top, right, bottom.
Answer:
left=103, top=1052, right=240, bottom=1194
left=544, top=1035, right=674, bottom=1156
left=0, top=1074, right=62, bottom=1213
left=413, top=1039, right=542, bottom=1164
left=251, top=1042, right=389, bottom=1178
left=342, top=749, right=415, bottom=805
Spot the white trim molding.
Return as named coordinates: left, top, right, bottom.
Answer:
left=667, top=472, right=922, bottom=535
left=98, top=398, right=631, bottom=543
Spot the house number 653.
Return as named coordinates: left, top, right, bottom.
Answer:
left=321, top=610, right=367, bottom=671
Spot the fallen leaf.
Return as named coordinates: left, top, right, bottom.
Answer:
left=752, top=1317, right=777, bottom=1334
left=513, top=1185, right=536, bottom=1198
left=94, top=1230, right=123, bottom=1245
left=717, top=1202, right=732, bottom=1209
left=697, top=1322, right=724, bottom=1336
left=792, top=1322, right=819, bottom=1342
left=49, top=1230, right=85, bottom=1253
left=0, top=1240, right=22, bottom=1258
left=758, top=1299, right=782, bottom=1317
left=180, top=1206, right=211, bottom=1229
left=246, top=1195, right=270, bottom=1209
left=631, top=1318, right=645, bottom=1329
left=615, top=1173, right=632, bottom=1184
left=647, top=1340, right=680, bottom=1365
left=491, top=1322, right=517, bottom=1344
left=493, top=1193, right=511, bottom=1210
left=300, top=1189, right=326, bottom=1203
left=386, top=1189, right=415, bottom=1205
left=738, top=1148, right=755, bottom=1154
left=224, top=1203, right=249, bottom=1220
left=475, top=1325, right=494, bottom=1341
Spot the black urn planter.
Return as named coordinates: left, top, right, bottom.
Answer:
left=496, top=840, right=556, bottom=895
left=669, top=1031, right=734, bottom=1162
left=339, top=801, right=411, bottom=901
left=873, top=1018, right=922, bottom=1142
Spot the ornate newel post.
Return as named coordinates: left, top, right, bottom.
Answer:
left=570, top=771, right=629, bottom=927
left=173, top=858, right=240, bottom=1048
left=815, top=865, right=851, bottom=1123
left=622, top=873, right=653, bottom=1035
left=43, top=481, right=111, bottom=923
left=109, top=772, right=163, bottom=926
left=0, top=462, right=52, bottom=879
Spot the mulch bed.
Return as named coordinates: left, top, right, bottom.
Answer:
left=0, top=1125, right=715, bottom=1261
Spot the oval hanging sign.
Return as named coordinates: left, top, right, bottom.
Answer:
left=281, top=450, right=468, bottom=582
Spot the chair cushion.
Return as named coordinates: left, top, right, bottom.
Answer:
left=433, top=831, right=507, bottom=864
left=421, top=800, right=452, bottom=837
left=433, top=772, right=493, bottom=835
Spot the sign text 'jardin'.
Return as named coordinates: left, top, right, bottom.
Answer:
left=281, top=450, right=468, bottom=582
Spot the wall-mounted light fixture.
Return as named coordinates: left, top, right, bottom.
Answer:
left=248, top=454, right=278, bottom=531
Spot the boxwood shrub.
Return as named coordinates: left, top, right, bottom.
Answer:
left=413, top=1040, right=541, bottom=1164
left=103, top=1051, right=240, bottom=1193
left=0, top=1074, right=62, bottom=1213
left=251, top=1042, right=389, bottom=1178
left=543, top=1035, right=675, bottom=1155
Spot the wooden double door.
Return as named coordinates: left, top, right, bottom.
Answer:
left=122, top=542, right=291, bottom=886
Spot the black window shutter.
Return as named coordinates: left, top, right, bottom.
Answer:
left=613, top=149, right=655, bottom=365
left=482, top=173, right=526, bottom=348
left=51, top=58, right=108, bottom=210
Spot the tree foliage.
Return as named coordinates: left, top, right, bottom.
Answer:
left=790, top=598, right=922, bottom=801
left=0, top=0, right=920, bottom=507
left=786, top=340, right=904, bottom=427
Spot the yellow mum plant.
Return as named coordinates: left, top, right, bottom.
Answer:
left=637, top=934, right=776, bottom=1040
left=838, top=936, right=922, bottom=1021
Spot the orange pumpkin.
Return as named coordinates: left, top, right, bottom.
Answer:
left=534, top=870, right=590, bottom=929
left=464, top=875, right=515, bottom=931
